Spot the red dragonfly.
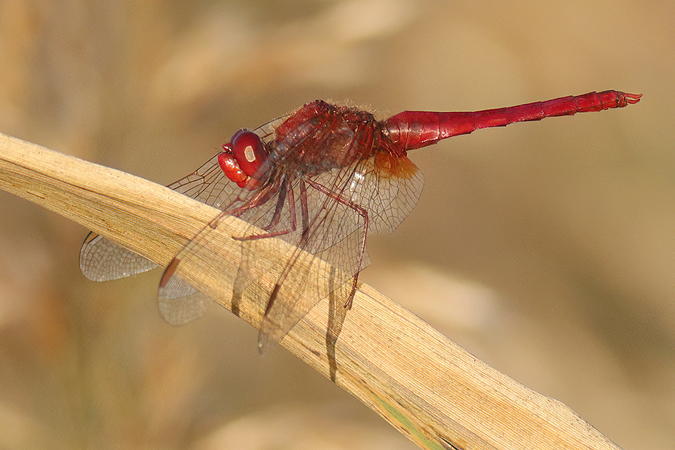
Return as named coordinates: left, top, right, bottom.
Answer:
left=80, top=90, right=641, bottom=348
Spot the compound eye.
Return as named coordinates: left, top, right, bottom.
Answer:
left=228, top=129, right=247, bottom=145
left=231, top=131, right=267, bottom=178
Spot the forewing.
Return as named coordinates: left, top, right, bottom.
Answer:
left=153, top=117, right=291, bottom=323
left=158, top=187, right=281, bottom=327
left=154, top=160, right=253, bottom=321
left=79, top=155, right=237, bottom=282
left=167, top=155, right=240, bottom=208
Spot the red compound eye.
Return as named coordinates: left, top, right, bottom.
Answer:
left=231, top=131, right=267, bottom=178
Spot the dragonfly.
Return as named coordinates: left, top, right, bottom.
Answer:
left=80, top=90, right=641, bottom=349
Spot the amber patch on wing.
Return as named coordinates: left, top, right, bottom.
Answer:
left=373, top=151, right=419, bottom=179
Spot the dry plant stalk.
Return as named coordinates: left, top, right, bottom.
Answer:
left=0, top=132, right=621, bottom=450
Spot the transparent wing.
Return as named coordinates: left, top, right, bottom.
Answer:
left=78, top=116, right=288, bottom=284
left=80, top=232, right=158, bottom=281
left=158, top=274, right=208, bottom=326
left=252, top=155, right=424, bottom=347
left=78, top=155, right=238, bottom=283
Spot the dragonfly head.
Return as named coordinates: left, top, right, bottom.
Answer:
left=219, top=129, right=270, bottom=189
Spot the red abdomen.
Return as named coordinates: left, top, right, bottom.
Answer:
left=382, top=91, right=641, bottom=152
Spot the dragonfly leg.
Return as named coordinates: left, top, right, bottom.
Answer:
left=233, top=178, right=300, bottom=242
left=305, top=178, right=368, bottom=309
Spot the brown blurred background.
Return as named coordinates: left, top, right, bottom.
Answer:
left=0, top=0, right=671, bottom=449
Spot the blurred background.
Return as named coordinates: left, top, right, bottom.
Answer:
left=0, top=0, right=671, bottom=449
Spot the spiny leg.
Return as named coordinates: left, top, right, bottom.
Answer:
left=232, top=178, right=299, bottom=242
left=305, top=178, right=369, bottom=309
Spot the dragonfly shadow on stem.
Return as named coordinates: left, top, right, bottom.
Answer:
left=327, top=266, right=350, bottom=382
